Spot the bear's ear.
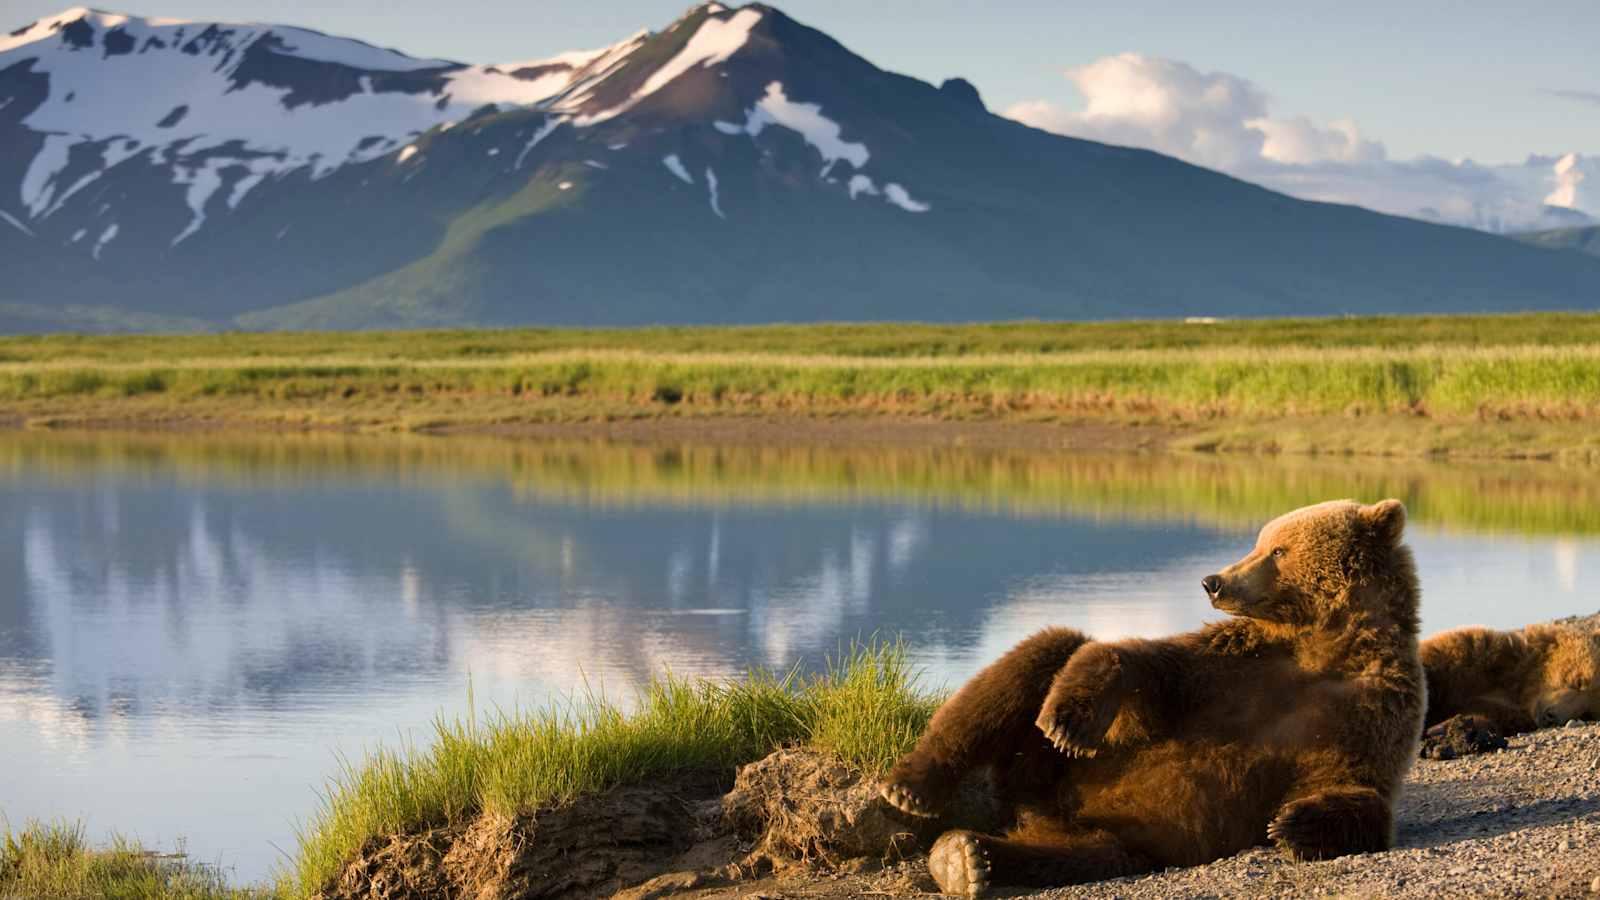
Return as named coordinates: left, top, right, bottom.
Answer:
left=1359, top=499, right=1406, bottom=545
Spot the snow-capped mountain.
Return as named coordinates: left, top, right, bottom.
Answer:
left=2, top=4, right=1598, bottom=331
left=0, top=7, right=649, bottom=247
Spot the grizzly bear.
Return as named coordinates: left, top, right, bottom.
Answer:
left=879, top=499, right=1426, bottom=896
left=1421, top=623, right=1600, bottom=747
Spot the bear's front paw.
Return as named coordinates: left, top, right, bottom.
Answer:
left=927, top=830, right=991, bottom=898
left=1035, top=690, right=1112, bottom=758
left=1036, top=647, right=1123, bottom=757
left=1419, top=715, right=1507, bottom=760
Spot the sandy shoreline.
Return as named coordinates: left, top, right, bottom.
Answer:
left=5, top=410, right=1600, bottom=464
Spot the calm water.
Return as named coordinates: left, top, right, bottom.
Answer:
left=1, top=433, right=1596, bottom=882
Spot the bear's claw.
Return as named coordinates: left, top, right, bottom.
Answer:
left=1038, top=718, right=1100, bottom=758
left=927, top=830, right=991, bottom=898
left=879, top=781, right=937, bottom=818
left=1267, top=814, right=1313, bottom=861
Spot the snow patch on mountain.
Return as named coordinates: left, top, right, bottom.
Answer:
left=663, top=154, right=694, bottom=184
left=848, top=174, right=878, bottom=199
left=0, top=210, right=34, bottom=236
left=728, top=82, right=870, bottom=171
left=705, top=166, right=724, bottom=218
left=572, top=8, right=759, bottom=126
left=170, top=161, right=226, bottom=246
left=20, top=136, right=73, bottom=217
left=635, top=8, right=760, bottom=102
left=883, top=182, right=930, bottom=213
left=514, top=117, right=563, bottom=169
left=249, top=23, right=453, bottom=71
left=397, top=145, right=419, bottom=164
left=92, top=222, right=117, bottom=259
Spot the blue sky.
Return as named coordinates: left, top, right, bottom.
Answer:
left=7, top=0, right=1597, bottom=164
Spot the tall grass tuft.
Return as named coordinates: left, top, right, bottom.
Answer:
left=282, top=640, right=939, bottom=897
left=0, top=820, right=263, bottom=899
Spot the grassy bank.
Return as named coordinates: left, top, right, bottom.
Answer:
left=284, top=642, right=938, bottom=897
left=1, top=315, right=1599, bottom=459
left=0, top=821, right=262, bottom=899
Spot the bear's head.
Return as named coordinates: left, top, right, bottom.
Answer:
left=1528, top=626, right=1600, bottom=727
left=1202, top=499, right=1414, bottom=628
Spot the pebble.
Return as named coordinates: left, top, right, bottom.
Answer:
left=1590, top=874, right=1600, bottom=893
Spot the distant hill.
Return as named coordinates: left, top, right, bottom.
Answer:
left=1514, top=226, right=1600, bottom=259
left=3, top=3, right=1599, bottom=332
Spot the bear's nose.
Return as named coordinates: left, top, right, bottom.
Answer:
left=1202, top=575, right=1222, bottom=596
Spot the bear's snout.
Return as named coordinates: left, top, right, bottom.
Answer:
left=1202, top=575, right=1222, bottom=596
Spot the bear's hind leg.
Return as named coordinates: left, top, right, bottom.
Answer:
left=927, top=821, right=1152, bottom=897
left=882, top=627, right=1089, bottom=817
left=1268, top=786, right=1391, bottom=861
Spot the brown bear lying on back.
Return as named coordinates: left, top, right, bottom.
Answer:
left=1420, top=623, right=1600, bottom=754
left=879, top=500, right=1426, bottom=896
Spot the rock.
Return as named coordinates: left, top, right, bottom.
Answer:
left=938, top=77, right=985, bottom=111
left=1590, top=874, right=1600, bottom=893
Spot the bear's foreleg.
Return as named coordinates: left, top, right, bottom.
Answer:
left=1037, top=638, right=1184, bottom=756
left=881, top=627, right=1089, bottom=818
left=927, top=821, right=1153, bottom=897
left=1267, top=786, right=1391, bottom=861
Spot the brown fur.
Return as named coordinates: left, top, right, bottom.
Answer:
left=881, top=499, right=1426, bottom=895
left=1421, top=623, right=1600, bottom=738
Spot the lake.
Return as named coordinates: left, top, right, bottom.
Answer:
left=1, top=431, right=1595, bottom=883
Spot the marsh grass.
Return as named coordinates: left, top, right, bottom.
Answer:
left=6, top=312, right=1600, bottom=364
left=2, top=344, right=1600, bottom=423
left=4, top=317, right=1600, bottom=440
left=0, top=821, right=264, bottom=899
left=282, top=641, right=939, bottom=898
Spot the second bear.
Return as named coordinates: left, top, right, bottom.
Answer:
left=1421, top=623, right=1600, bottom=745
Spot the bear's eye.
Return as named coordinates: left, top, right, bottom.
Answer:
left=1271, top=547, right=1287, bottom=558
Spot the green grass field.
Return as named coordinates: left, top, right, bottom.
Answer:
left=1, top=315, right=1599, bottom=459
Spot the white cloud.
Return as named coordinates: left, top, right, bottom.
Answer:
left=1006, top=53, right=1596, bottom=233
left=1008, top=54, right=1270, bottom=172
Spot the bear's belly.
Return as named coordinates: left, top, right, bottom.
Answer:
left=1061, top=739, right=1299, bottom=867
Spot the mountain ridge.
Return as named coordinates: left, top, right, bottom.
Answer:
left=2, top=3, right=1599, bottom=331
